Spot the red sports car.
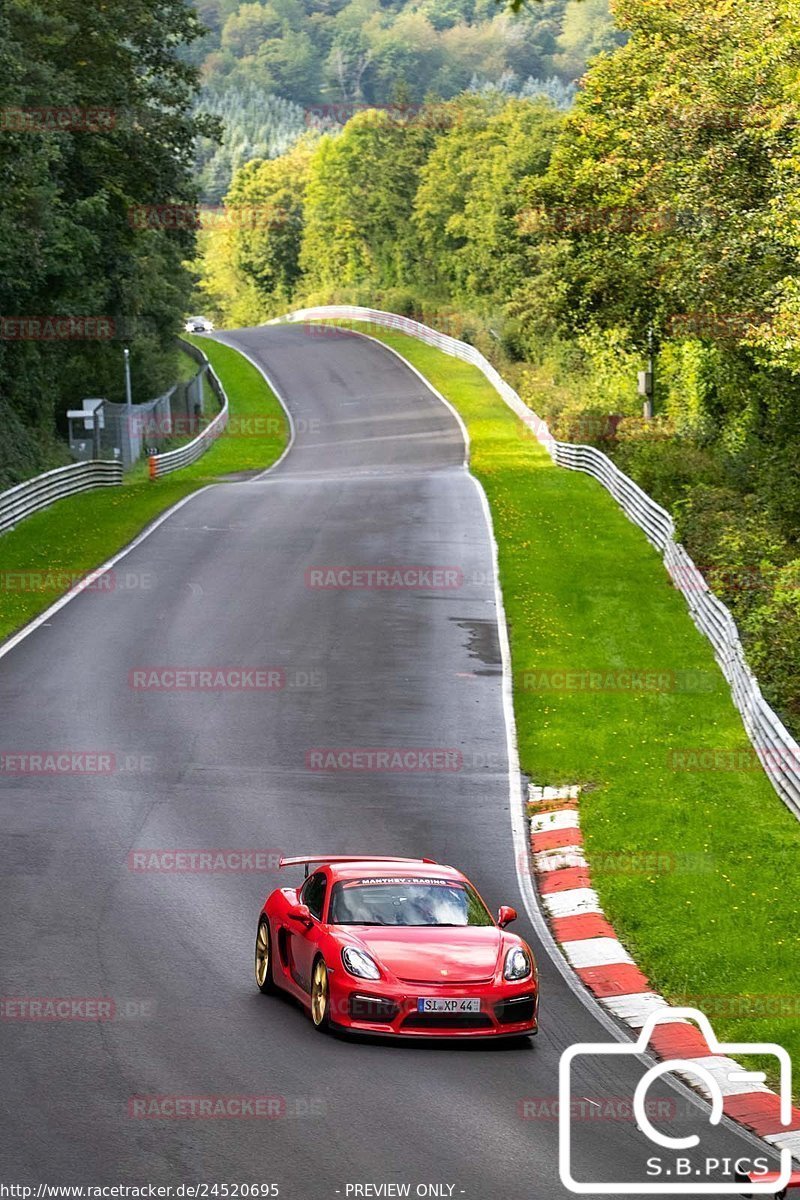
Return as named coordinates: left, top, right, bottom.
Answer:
left=254, top=855, right=539, bottom=1038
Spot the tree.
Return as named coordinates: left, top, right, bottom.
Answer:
left=0, top=0, right=215, bottom=486
left=221, top=3, right=283, bottom=54
left=226, top=135, right=316, bottom=306
left=300, top=108, right=434, bottom=292
left=550, top=0, right=624, bottom=80
left=326, top=30, right=374, bottom=99
left=519, top=0, right=800, bottom=345
left=413, top=94, right=561, bottom=303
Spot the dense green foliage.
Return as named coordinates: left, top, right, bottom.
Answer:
left=190, top=0, right=618, bottom=104
left=198, top=92, right=563, bottom=322
left=196, top=82, right=307, bottom=201
left=514, top=0, right=800, bottom=728
left=0, top=0, right=214, bottom=489
left=0, top=335, right=288, bottom=642
left=187, top=0, right=615, bottom=197
left=359, top=323, right=800, bottom=1087
left=198, top=0, right=800, bottom=733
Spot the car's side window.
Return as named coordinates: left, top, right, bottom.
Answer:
left=301, top=872, right=327, bottom=921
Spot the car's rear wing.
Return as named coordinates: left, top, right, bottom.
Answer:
left=279, top=854, right=438, bottom=878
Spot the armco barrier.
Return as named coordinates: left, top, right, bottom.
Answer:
left=0, top=460, right=122, bottom=536
left=148, top=341, right=229, bottom=478
left=275, top=305, right=800, bottom=821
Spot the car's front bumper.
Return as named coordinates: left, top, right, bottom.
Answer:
left=327, top=971, right=539, bottom=1038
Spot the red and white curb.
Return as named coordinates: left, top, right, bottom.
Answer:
left=528, top=784, right=800, bottom=1164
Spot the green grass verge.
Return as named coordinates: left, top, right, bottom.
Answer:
left=0, top=335, right=288, bottom=643
left=176, top=348, right=202, bottom=383
left=343, top=321, right=800, bottom=1080
left=176, top=346, right=217, bottom=410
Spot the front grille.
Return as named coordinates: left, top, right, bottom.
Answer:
left=402, top=1012, right=493, bottom=1031
left=494, top=994, right=537, bottom=1026
left=348, top=994, right=399, bottom=1022
left=399, top=976, right=493, bottom=986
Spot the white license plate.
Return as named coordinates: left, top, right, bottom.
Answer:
left=417, top=997, right=481, bottom=1013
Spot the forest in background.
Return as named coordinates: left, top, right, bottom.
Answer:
left=195, top=0, right=800, bottom=733
left=0, top=0, right=614, bottom=489
left=0, top=0, right=213, bottom=489
left=190, top=0, right=618, bottom=199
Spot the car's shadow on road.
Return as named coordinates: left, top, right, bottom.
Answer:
left=251, top=988, right=536, bottom=1053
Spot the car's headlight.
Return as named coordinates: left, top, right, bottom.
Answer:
left=504, top=946, right=532, bottom=981
left=342, top=947, right=381, bottom=980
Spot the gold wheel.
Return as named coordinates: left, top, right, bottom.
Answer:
left=310, top=958, right=329, bottom=1028
left=255, top=919, right=272, bottom=992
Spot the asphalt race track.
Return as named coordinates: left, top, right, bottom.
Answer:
left=0, top=324, right=775, bottom=1197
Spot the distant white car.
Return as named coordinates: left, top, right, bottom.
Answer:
left=184, top=316, right=214, bottom=333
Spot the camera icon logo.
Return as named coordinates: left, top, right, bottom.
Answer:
left=559, top=1007, right=793, bottom=1194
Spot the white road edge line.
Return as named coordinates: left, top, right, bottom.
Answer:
left=209, top=332, right=297, bottom=480
left=340, top=321, right=778, bottom=1152
left=3, top=318, right=773, bottom=1158
left=0, top=488, right=214, bottom=663
left=0, top=333, right=297, bottom=662
left=342, top=325, right=632, bottom=1037
left=305, top=324, right=470, bottom=471
left=0, top=334, right=296, bottom=663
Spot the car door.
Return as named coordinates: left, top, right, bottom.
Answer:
left=288, top=871, right=328, bottom=994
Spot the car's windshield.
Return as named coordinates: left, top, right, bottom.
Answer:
left=328, top=877, right=494, bottom=927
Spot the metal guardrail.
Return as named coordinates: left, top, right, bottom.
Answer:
left=0, top=460, right=123, bottom=536
left=277, top=305, right=800, bottom=821
left=148, top=341, right=229, bottom=478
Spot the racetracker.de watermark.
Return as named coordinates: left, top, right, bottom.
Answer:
left=1, top=751, right=115, bottom=774
left=535, top=851, right=677, bottom=876
left=668, top=311, right=774, bottom=340
left=128, top=1096, right=286, bottom=1120
left=0, top=568, right=154, bottom=595
left=305, top=566, right=463, bottom=590
left=298, top=314, right=473, bottom=341
left=519, top=1096, right=679, bottom=1121
left=516, top=413, right=621, bottom=444
left=0, top=106, right=116, bottom=132
left=306, top=748, right=462, bottom=772
left=0, top=316, right=115, bottom=340
left=1, top=996, right=156, bottom=1021
left=128, top=204, right=298, bottom=232
left=517, top=206, right=719, bottom=236
left=304, top=102, right=458, bottom=130
left=664, top=103, right=771, bottom=131
left=128, top=667, right=286, bottom=691
left=667, top=746, right=800, bottom=770
left=518, top=669, right=716, bottom=693
left=672, top=993, right=800, bottom=1019
left=1, top=997, right=115, bottom=1020
left=127, top=1095, right=325, bottom=1119
left=132, top=414, right=293, bottom=442
left=0, top=751, right=157, bottom=775
left=128, top=849, right=283, bottom=873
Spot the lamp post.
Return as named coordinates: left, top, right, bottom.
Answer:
left=124, top=347, right=132, bottom=412
left=122, top=346, right=135, bottom=468
left=638, top=325, right=656, bottom=419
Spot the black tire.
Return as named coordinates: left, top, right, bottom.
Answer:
left=255, top=918, right=275, bottom=994
left=309, top=955, right=332, bottom=1032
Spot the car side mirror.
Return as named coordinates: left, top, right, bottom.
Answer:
left=497, top=905, right=517, bottom=928
left=287, top=903, right=314, bottom=928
